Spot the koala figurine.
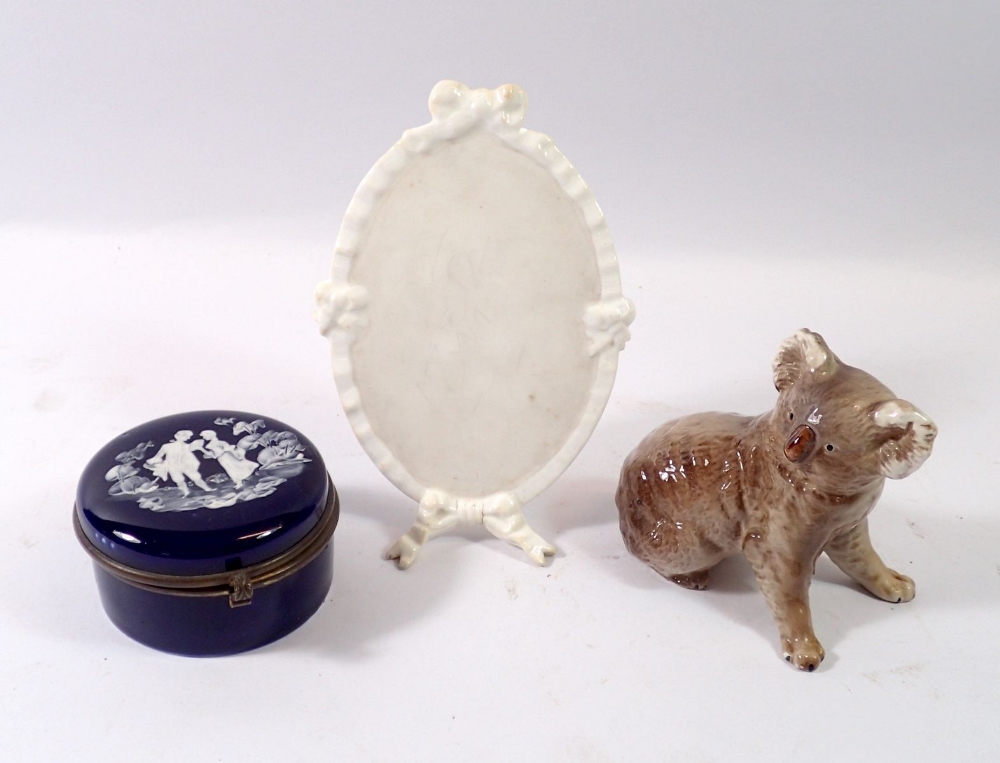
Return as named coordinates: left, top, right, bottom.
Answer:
left=616, top=329, right=937, bottom=671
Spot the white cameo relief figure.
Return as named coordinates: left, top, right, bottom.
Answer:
left=105, top=418, right=311, bottom=513
left=145, top=430, right=214, bottom=496
left=201, top=430, right=258, bottom=488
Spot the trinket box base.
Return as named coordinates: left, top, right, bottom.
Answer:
left=91, top=544, right=333, bottom=656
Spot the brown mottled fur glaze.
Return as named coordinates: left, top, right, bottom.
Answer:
left=616, top=330, right=937, bottom=671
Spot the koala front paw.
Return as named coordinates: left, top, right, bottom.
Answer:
left=782, top=636, right=825, bottom=672
left=870, top=570, right=916, bottom=603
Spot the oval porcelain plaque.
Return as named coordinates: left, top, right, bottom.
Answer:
left=316, top=81, right=634, bottom=567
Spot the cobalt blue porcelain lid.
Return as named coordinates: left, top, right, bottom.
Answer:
left=76, top=411, right=330, bottom=576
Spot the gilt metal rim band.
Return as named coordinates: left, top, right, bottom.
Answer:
left=74, top=479, right=339, bottom=605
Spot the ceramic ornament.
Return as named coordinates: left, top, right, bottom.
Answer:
left=616, top=330, right=937, bottom=671
left=316, top=81, right=634, bottom=568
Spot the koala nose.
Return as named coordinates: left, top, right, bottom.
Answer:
left=784, top=425, right=816, bottom=463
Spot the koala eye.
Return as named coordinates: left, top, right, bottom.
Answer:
left=788, top=412, right=794, bottom=421
left=825, top=443, right=835, bottom=452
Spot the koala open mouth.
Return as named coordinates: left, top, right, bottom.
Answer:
left=784, top=424, right=816, bottom=463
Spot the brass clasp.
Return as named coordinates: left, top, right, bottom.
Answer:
left=228, top=572, right=253, bottom=608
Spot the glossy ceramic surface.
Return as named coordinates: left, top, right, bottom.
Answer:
left=76, top=410, right=328, bottom=576
left=616, top=330, right=937, bottom=671
left=91, top=544, right=333, bottom=656
left=316, top=81, right=634, bottom=568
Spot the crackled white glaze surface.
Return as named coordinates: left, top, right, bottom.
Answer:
left=316, top=81, right=633, bottom=566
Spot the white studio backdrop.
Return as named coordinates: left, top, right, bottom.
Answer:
left=1, top=3, right=998, bottom=762
left=3, top=1, right=997, bottom=265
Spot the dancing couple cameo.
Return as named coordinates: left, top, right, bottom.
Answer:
left=106, top=417, right=312, bottom=513
left=143, top=429, right=259, bottom=496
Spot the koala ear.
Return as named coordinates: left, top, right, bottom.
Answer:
left=772, top=329, right=837, bottom=392
left=873, top=400, right=938, bottom=479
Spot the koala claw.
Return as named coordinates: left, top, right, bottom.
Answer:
left=670, top=569, right=710, bottom=590
left=871, top=570, right=916, bottom=603
left=782, top=637, right=825, bottom=672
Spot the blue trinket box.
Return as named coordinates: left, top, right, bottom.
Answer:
left=74, top=410, right=338, bottom=656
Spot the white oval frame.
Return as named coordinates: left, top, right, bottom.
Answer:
left=316, top=81, right=634, bottom=567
